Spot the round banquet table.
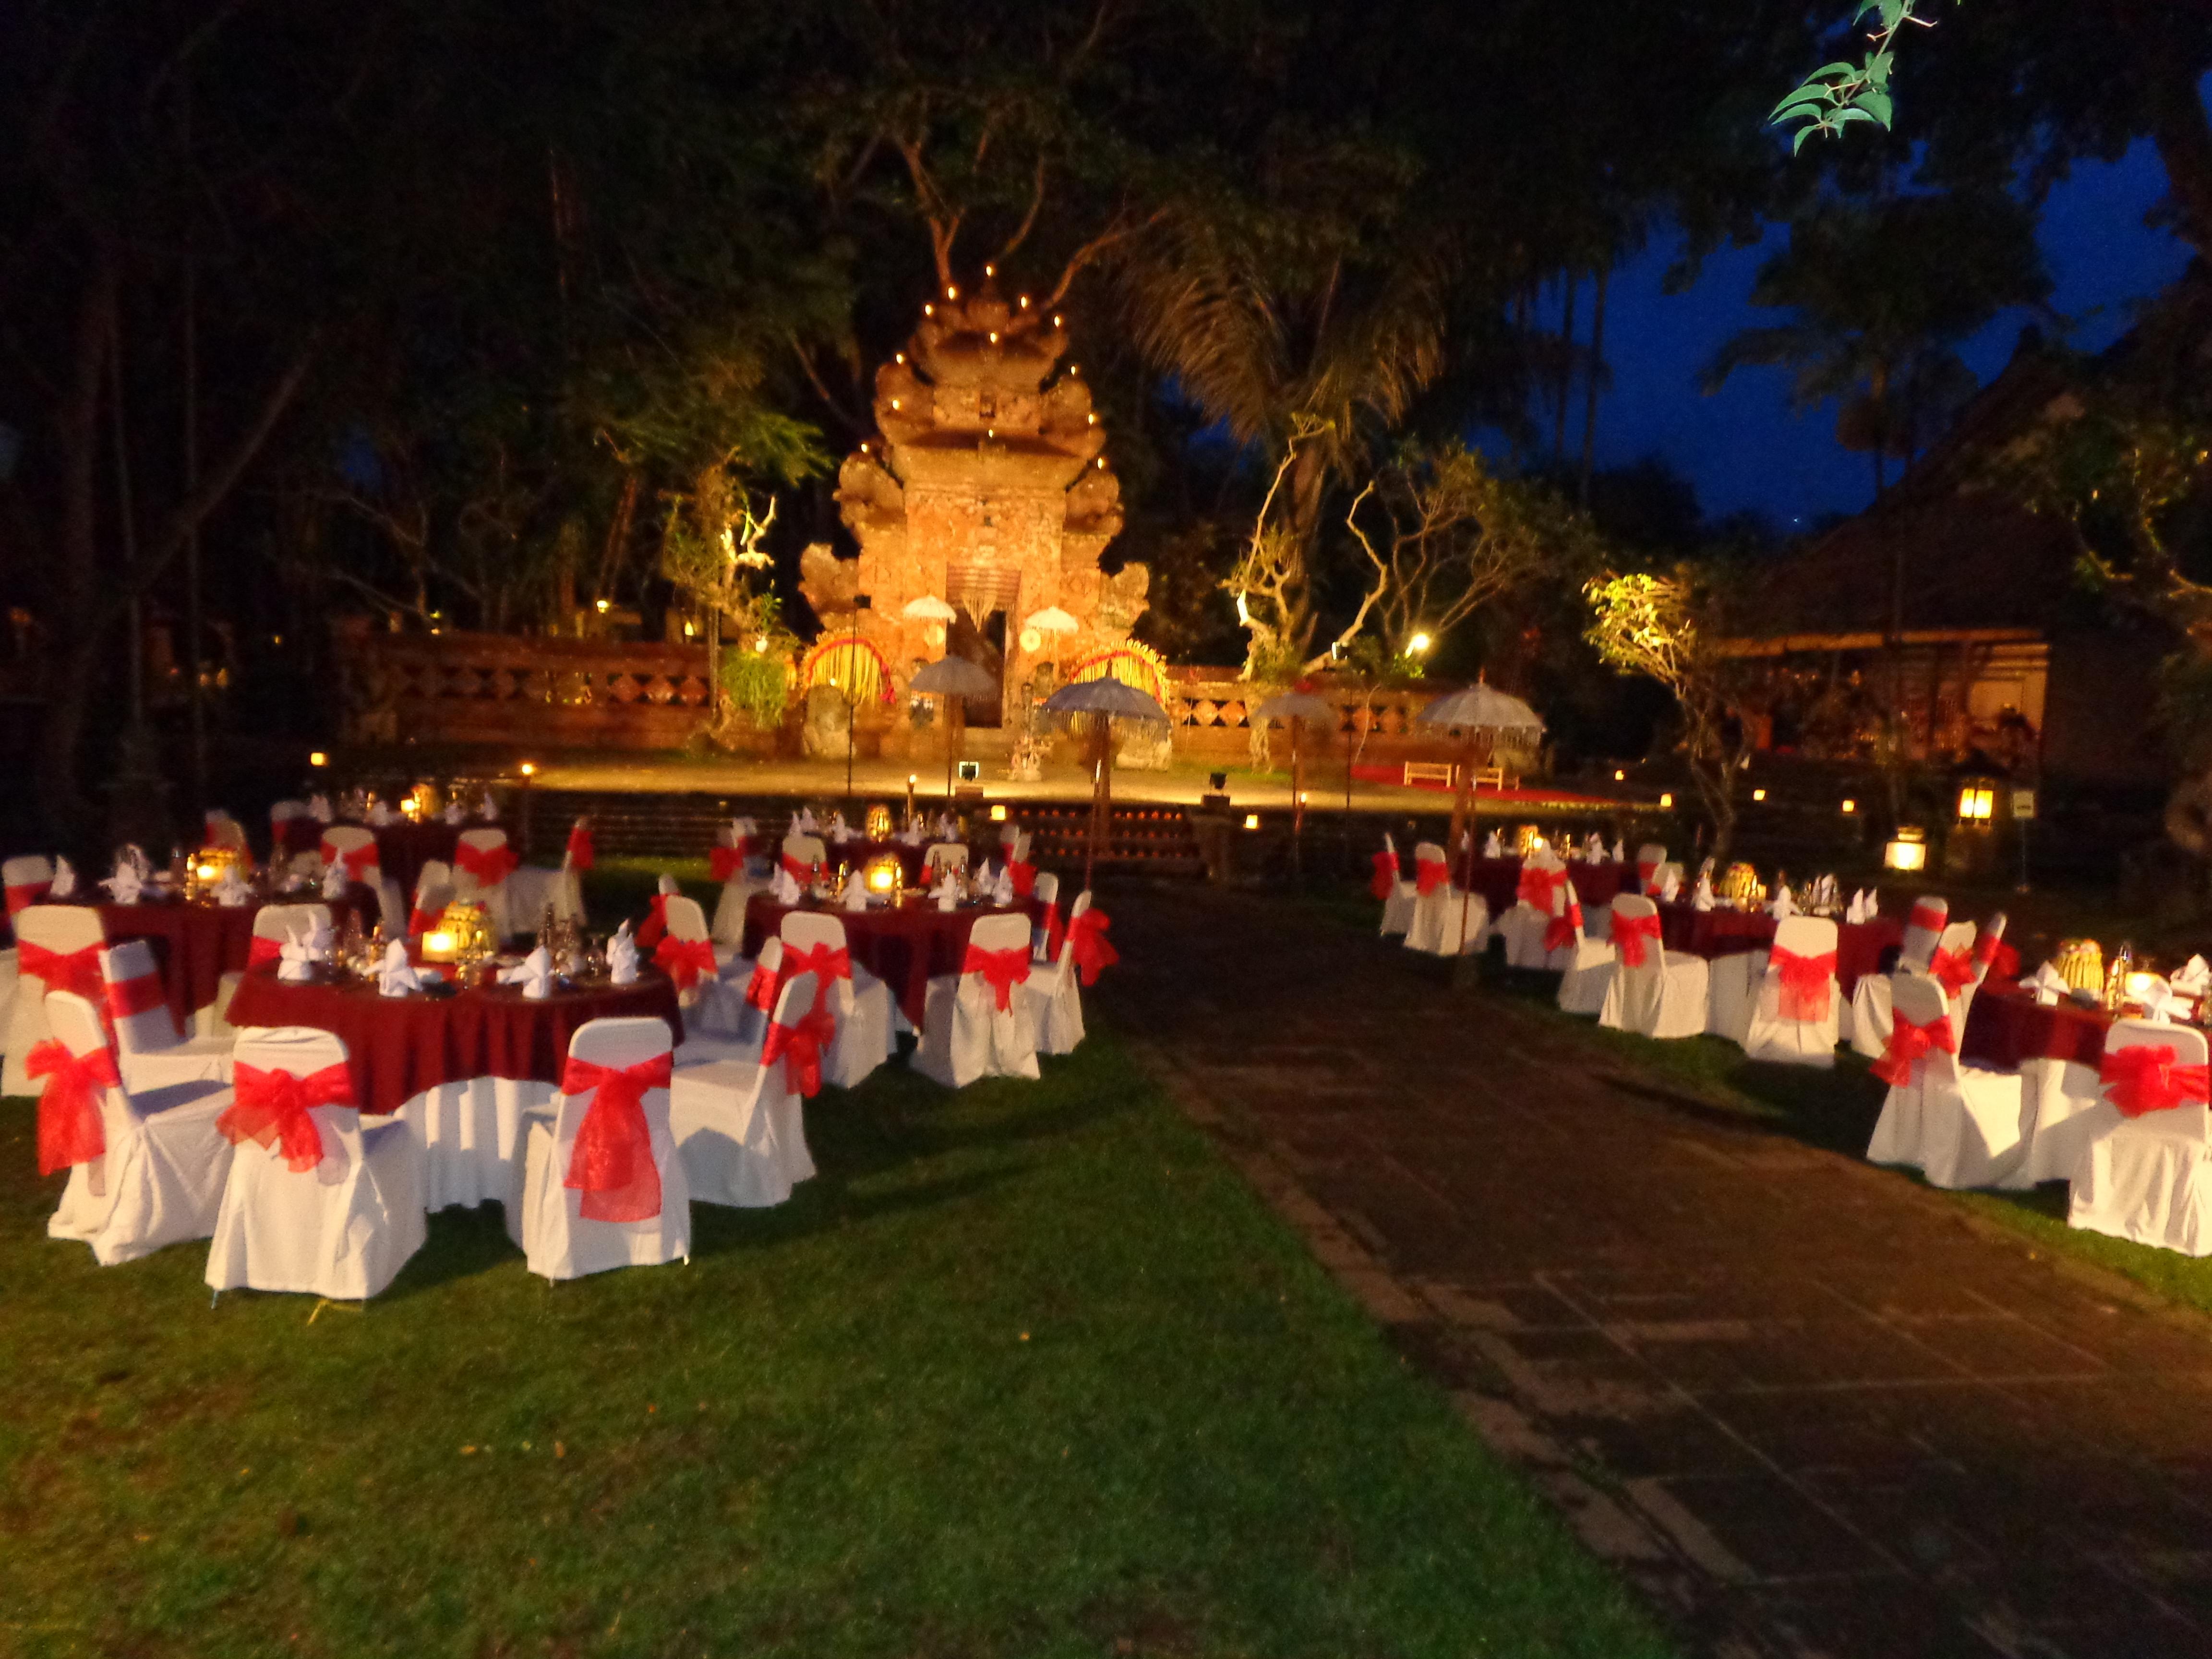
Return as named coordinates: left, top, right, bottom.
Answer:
left=87, top=895, right=361, bottom=1030
left=277, top=820, right=478, bottom=891
left=1650, top=904, right=1903, bottom=998
left=812, top=836, right=968, bottom=884
left=1959, top=983, right=2112, bottom=1071
left=223, top=967, right=684, bottom=1117
left=742, top=893, right=1043, bottom=1027
left=1449, top=855, right=1630, bottom=919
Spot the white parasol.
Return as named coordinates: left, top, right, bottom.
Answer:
left=902, top=595, right=959, bottom=623
left=911, top=655, right=998, bottom=798
left=1043, top=677, right=1170, bottom=886
left=1413, top=676, right=1545, bottom=934
left=1250, top=689, right=1337, bottom=862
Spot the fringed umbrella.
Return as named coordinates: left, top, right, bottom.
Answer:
left=1413, top=677, right=1543, bottom=955
left=1043, top=677, right=1171, bottom=888
left=1250, top=688, right=1336, bottom=874
left=910, top=655, right=997, bottom=800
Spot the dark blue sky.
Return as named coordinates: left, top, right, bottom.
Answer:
left=1568, top=139, right=2195, bottom=531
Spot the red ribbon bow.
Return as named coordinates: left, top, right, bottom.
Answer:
left=1542, top=905, right=1580, bottom=954
left=745, top=959, right=780, bottom=1012
left=29, top=1039, right=115, bottom=1177
left=1517, top=865, right=1566, bottom=911
left=1927, top=945, right=1977, bottom=997
left=2100, top=1045, right=2212, bottom=1118
left=1613, top=911, right=1663, bottom=969
left=1043, top=903, right=1066, bottom=962
left=1069, top=908, right=1118, bottom=986
left=1872, top=1010, right=1956, bottom=1088
left=1414, top=857, right=1449, bottom=897
left=963, top=942, right=1032, bottom=1011
left=651, top=934, right=717, bottom=992
left=566, top=824, right=595, bottom=872
left=1370, top=850, right=1400, bottom=901
left=1636, top=859, right=1658, bottom=895
left=454, top=841, right=517, bottom=887
left=19, top=938, right=106, bottom=1002
left=1771, top=946, right=1837, bottom=1022
left=763, top=1005, right=836, bottom=1097
left=780, top=941, right=851, bottom=989
left=560, top=1050, right=673, bottom=1222
left=781, top=853, right=814, bottom=884
left=1008, top=859, right=1037, bottom=900
left=709, top=844, right=746, bottom=883
left=219, top=1061, right=355, bottom=1173
left=6, top=878, right=51, bottom=918
left=321, top=837, right=378, bottom=880
left=637, top=893, right=670, bottom=950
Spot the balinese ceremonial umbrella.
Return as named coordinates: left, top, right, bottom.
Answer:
left=1412, top=676, right=1544, bottom=865
left=1250, top=688, right=1335, bottom=862
left=910, top=654, right=998, bottom=799
left=902, top=595, right=958, bottom=624
left=1043, top=676, right=1171, bottom=888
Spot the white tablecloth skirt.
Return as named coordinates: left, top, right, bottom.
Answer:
left=396, top=1077, right=554, bottom=1212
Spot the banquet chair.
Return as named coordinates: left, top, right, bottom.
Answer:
left=2013, top=1051, right=2114, bottom=1186
left=4, top=852, right=55, bottom=919
left=505, top=1015, right=690, bottom=1280
left=321, top=826, right=406, bottom=938
left=1635, top=842, right=1667, bottom=897
left=670, top=972, right=817, bottom=1209
left=1495, top=851, right=1568, bottom=970
left=1598, top=893, right=1709, bottom=1040
left=709, top=823, right=764, bottom=949
left=205, top=1024, right=428, bottom=1300
left=1403, top=842, right=1476, bottom=956
left=1553, top=883, right=1616, bottom=1016
left=102, top=942, right=236, bottom=1091
left=1865, top=974, right=2027, bottom=1190
left=654, top=895, right=731, bottom=1020
left=506, top=819, right=589, bottom=939
left=922, top=841, right=969, bottom=880
left=779, top=912, right=894, bottom=1087
left=409, top=860, right=456, bottom=937
left=4, top=903, right=107, bottom=1097
left=2068, top=1019, right=2212, bottom=1254
left=1740, top=915, right=1842, bottom=1068
left=1018, top=891, right=1092, bottom=1055
left=676, top=935, right=781, bottom=1068
left=209, top=903, right=334, bottom=1036
left=1375, top=835, right=1418, bottom=938
left=41, top=990, right=235, bottom=1265
left=782, top=833, right=829, bottom=880
left=1030, top=872, right=1061, bottom=961
left=915, top=912, right=1043, bottom=1088
left=1953, top=912, right=2008, bottom=1027
left=453, top=827, right=519, bottom=941
left=204, top=810, right=251, bottom=854
left=1703, top=942, right=1768, bottom=1046
left=1848, top=895, right=1950, bottom=1061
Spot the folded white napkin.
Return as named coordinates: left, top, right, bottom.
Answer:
left=277, top=926, right=330, bottom=983
left=796, top=806, right=818, bottom=833
left=608, top=922, right=640, bottom=985
left=1482, top=830, right=1503, bottom=857
left=215, top=871, right=252, bottom=907
left=732, top=816, right=756, bottom=842
left=500, top=945, right=554, bottom=1000
left=1692, top=874, right=1716, bottom=912
left=841, top=867, right=868, bottom=911
left=657, top=872, right=679, bottom=899
left=1768, top=883, right=1796, bottom=920
left=2139, top=978, right=2186, bottom=1024
left=2173, top=955, right=2211, bottom=996
left=1611, top=838, right=1625, bottom=864
left=932, top=870, right=959, bottom=911
left=992, top=865, right=1015, bottom=905
left=479, top=790, right=499, bottom=821
left=376, top=939, right=422, bottom=997
left=368, top=803, right=396, bottom=826
left=1659, top=868, right=1682, bottom=903
left=1699, top=855, right=1716, bottom=879
left=898, top=825, right=925, bottom=845
left=1585, top=833, right=1605, bottom=862
left=310, top=793, right=334, bottom=823
left=1383, top=830, right=1397, bottom=857
left=50, top=856, right=76, bottom=899
left=830, top=812, right=853, bottom=842
left=772, top=866, right=802, bottom=904
left=321, top=860, right=349, bottom=900
left=442, top=802, right=466, bottom=825
left=937, top=813, right=957, bottom=839
left=104, top=863, right=143, bottom=905
left=2025, top=961, right=2069, bottom=1006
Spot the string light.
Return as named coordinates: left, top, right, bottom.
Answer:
left=988, top=332, right=999, bottom=344
left=1053, top=315, right=1063, bottom=326
left=924, top=304, right=934, bottom=316
left=984, top=264, right=995, bottom=277
left=946, top=285, right=958, bottom=299
left=1019, top=296, right=1030, bottom=308
left=895, top=352, right=906, bottom=363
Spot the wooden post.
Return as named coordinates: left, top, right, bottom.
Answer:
left=1084, top=717, right=1113, bottom=891
left=1290, top=716, right=1305, bottom=882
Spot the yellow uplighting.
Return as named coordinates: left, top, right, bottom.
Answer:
left=989, top=804, right=1008, bottom=822
left=309, top=751, right=328, bottom=768
left=1407, top=632, right=1432, bottom=655
left=1751, top=788, right=1766, bottom=802
left=1841, top=799, right=1857, bottom=814
left=1243, top=814, right=1261, bottom=830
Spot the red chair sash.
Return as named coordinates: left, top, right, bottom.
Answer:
left=1414, top=857, right=1449, bottom=897
left=1542, top=905, right=1580, bottom=954
left=19, top=939, right=106, bottom=1002
left=29, top=1040, right=115, bottom=1177
left=2100, top=1045, right=2212, bottom=1118
left=6, top=878, right=51, bottom=918
left=248, top=934, right=285, bottom=969
left=1636, top=859, right=1658, bottom=895
left=745, top=960, right=780, bottom=1012
left=1906, top=901, right=1945, bottom=937
left=454, top=840, right=517, bottom=887
left=1872, top=1010, right=1956, bottom=1088
left=566, top=824, right=595, bottom=872
left=651, top=934, right=717, bottom=992
left=1770, top=947, right=1837, bottom=1022
left=1370, top=850, right=1399, bottom=901
left=1069, top=908, right=1118, bottom=986
left=709, top=844, right=745, bottom=883
left=102, top=970, right=169, bottom=1024
left=781, top=853, right=815, bottom=884
left=1613, top=912, right=1663, bottom=970
left=637, top=893, right=670, bottom=950
left=559, top=1051, right=673, bottom=1222
left=763, top=1005, right=836, bottom=1098
left=1044, top=903, right=1065, bottom=963
left=321, top=837, right=379, bottom=880
left=962, top=943, right=1032, bottom=1011
left=1008, top=859, right=1037, bottom=900
left=1927, top=945, right=1977, bottom=997
left=781, top=941, right=852, bottom=987
left=219, top=1061, right=354, bottom=1173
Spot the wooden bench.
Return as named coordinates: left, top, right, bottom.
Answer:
left=1401, top=762, right=1510, bottom=790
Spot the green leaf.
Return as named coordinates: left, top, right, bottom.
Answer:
left=1864, top=49, right=1895, bottom=85
left=1859, top=87, right=1894, bottom=127
left=1791, top=122, right=1827, bottom=154
left=1832, top=106, right=1881, bottom=128
left=1770, top=85, right=1839, bottom=120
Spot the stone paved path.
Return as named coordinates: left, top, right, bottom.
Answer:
left=1092, top=884, right=2212, bottom=1659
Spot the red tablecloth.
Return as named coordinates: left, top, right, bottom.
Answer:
left=89, top=897, right=360, bottom=1030
left=811, top=837, right=968, bottom=884
left=1959, top=984, right=2111, bottom=1071
left=1449, top=855, right=1630, bottom=918
left=742, top=894, right=1041, bottom=1026
left=223, top=969, right=684, bottom=1117
left=370, top=823, right=469, bottom=895
left=1650, top=904, right=1903, bottom=998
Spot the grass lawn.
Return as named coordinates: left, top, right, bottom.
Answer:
left=0, top=1015, right=1674, bottom=1658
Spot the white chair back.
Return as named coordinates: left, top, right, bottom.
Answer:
left=1609, top=892, right=1664, bottom=976
left=455, top=827, right=512, bottom=889
left=1899, top=895, right=1948, bottom=973
left=320, top=825, right=382, bottom=879
left=663, top=895, right=710, bottom=939
left=269, top=800, right=308, bottom=824
left=780, top=910, right=853, bottom=957
left=1972, top=911, right=2009, bottom=986
left=4, top=852, right=55, bottom=905
left=17, top=903, right=108, bottom=976
left=100, top=941, right=181, bottom=1055
left=1033, top=870, right=1060, bottom=908
left=45, top=988, right=137, bottom=1147
left=783, top=834, right=829, bottom=872
left=1888, top=974, right=1960, bottom=1088
left=547, top=1014, right=680, bottom=1213
left=923, top=842, right=969, bottom=877
left=1635, top=843, right=1666, bottom=893
left=228, top=1024, right=362, bottom=1184
left=255, top=903, right=333, bottom=945
left=204, top=811, right=249, bottom=853
left=411, top=860, right=454, bottom=929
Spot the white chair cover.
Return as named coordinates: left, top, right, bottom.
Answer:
left=1553, top=881, right=1616, bottom=1016
left=102, top=941, right=235, bottom=1091
left=1404, top=844, right=1485, bottom=956
left=409, top=860, right=456, bottom=936
left=1019, top=890, right=1091, bottom=1055
left=1597, top=893, right=1709, bottom=1039
left=454, top=827, right=517, bottom=941
left=1704, top=948, right=1768, bottom=1045
left=397, top=1075, right=555, bottom=1211
left=42, top=990, right=235, bottom=1265
left=1495, top=853, right=1565, bottom=970
left=1030, top=871, right=1061, bottom=960
left=1376, top=835, right=1417, bottom=938
left=204, top=1025, right=428, bottom=1299
left=505, top=836, right=587, bottom=938
left=783, top=833, right=830, bottom=875
left=0, top=854, right=53, bottom=1055
left=2015, top=1057, right=2114, bottom=1185
left=1740, top=915, right=1841, bottom=1068
left=779, top=912, right=894, bottom=1088
left=4, top=904, right=106, bottom=1096
left=709, top=824, right=766, bottom=949
left=321, top=825, right=407, bottom=938
left=2069, top=1020, right=2212, bottom=1254
left=1898, top=894, right=1949, bottom=974
left=503, top=1015, right=690, bottom=1280
left=915, top=912, right=1043, bottom=1087
left=1864, top=975, right=2027, bottom=1189
left=670, top=974, right=817, bottom=1209
left=1634, top=842, right=1666, bottom=896
left=922, top=842, right=969, bottom=878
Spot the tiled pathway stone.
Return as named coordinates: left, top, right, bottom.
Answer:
left=1094, top=885, right=2212, bottom=1659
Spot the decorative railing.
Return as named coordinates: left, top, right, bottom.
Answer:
left=334, top=627, right=714, bottom=748
left=1160, top=667, right=1536, bottom=769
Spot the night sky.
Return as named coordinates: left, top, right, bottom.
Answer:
left=1577, top=137, right=2197, bottom=531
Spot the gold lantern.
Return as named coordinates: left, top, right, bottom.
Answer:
left=866, top=803, right=893, bottom=840
left=423, top=900, right=493, bottom=966
left=863, top=854, right=903, bottom=903
left=2052, top=939, right=2104, bottom=998
left=185, top=844, right=247, bottom=900
left=1513, top=823, right=1542, bottom=857
left=1717, top=861, right=1765, bottom=911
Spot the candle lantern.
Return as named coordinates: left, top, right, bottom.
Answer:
left=864, top=855, right=902, bottom=903
left=426, top=900, right=493, bottom=968
left=866, top=803, right=893, bottom=840
left=185, top=845, right=247, bottom=900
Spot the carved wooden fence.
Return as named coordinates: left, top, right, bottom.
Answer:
left=1162, top=668, right=1532, bottom=769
